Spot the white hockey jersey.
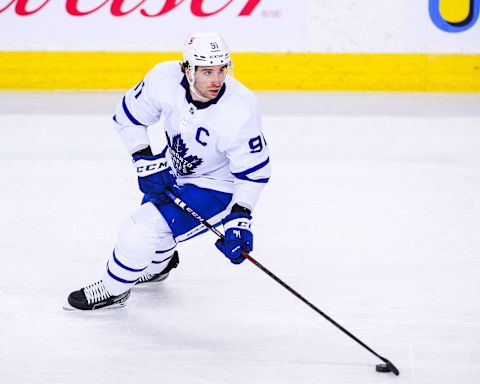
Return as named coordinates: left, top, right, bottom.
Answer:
left=113, top=61, right=270, bottom=210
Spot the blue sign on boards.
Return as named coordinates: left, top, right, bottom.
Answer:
left=429, top=0, right=479, bottom=32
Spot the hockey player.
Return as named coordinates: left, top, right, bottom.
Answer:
left=65, top=31, right=271, bottom=310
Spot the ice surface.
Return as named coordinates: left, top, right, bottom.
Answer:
left=0, top=91, right=479, bottom=383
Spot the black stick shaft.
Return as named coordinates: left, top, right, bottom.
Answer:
left=241, top=251, right=390, bottom=362
left=163, top=189, right=397, bottom=371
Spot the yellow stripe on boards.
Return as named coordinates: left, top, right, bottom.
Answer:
left=0, top=52, right=479, bottom=92
left=0, top=52, right=181, bottom=90
left=232, top=53, right=480, bottom=92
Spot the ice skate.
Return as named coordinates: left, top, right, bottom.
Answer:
left=136, top=251, right=179, bottom=285
left=64, top=280, right=130, bottom=311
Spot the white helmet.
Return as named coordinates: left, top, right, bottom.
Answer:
left=182, top=32, right=232, bottom=101
left=183, top=31, right=231, bottom=69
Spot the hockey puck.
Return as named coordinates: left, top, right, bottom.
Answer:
left=376, top=363, right=392, bottom=373
left=376, top=361, right=400, bottom=376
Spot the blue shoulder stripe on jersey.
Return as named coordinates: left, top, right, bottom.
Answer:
left=232, top=157, right=270, bottom=183
left=107, top=266, right=138, bottom=284
left=113, top=251, right=147, bottom=273
left=134, top=80, right=144, bottom=90
left=122, top=96, right=145, bottom=126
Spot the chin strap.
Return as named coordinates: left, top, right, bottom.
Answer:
left=186, top=68, right=210, bottom=102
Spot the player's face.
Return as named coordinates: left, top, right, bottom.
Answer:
left=190, top=65, right=227, bottom=101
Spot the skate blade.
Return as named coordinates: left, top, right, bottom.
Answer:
left=135, top=273, right=169, bottom=286
left=62, top=301, right=128, bottom=311
left=63, top=302, right=76, bottom=311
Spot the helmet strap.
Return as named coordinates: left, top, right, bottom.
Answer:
left=186, top=66, right=210, bottom=102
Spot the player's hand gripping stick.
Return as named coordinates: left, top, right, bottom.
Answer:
left=215, top=211, right=253, bottom=264
left=163, top=188, right=400, bottom=376
left=133, top=147, right=177, bottom=196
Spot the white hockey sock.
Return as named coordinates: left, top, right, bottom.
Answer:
left=102, top=250, right=149, bottom=296
left=101, top=202, right=174, bottom=295
left=143, top=244, right=177, bottom=275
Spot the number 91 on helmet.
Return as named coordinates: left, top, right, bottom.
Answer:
left=182, top=31, right=232, bottom=74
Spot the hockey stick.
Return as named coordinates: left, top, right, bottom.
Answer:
left=163, top=188, right=400, bottom=376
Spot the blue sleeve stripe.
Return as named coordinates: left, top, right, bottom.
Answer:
left=113, top=114, right=118, bottom=123
left=122, top=96, right=145, bottom=126
left=236, top=157, right=270, bottom=177
left=232, top=175, right=270, bottom=183
left=113, top=251, right=147, bottom=273
left=232, top=157, right=270, bottom=183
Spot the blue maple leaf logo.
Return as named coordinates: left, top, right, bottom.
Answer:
left=166, top=133, right=203, bottom=176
